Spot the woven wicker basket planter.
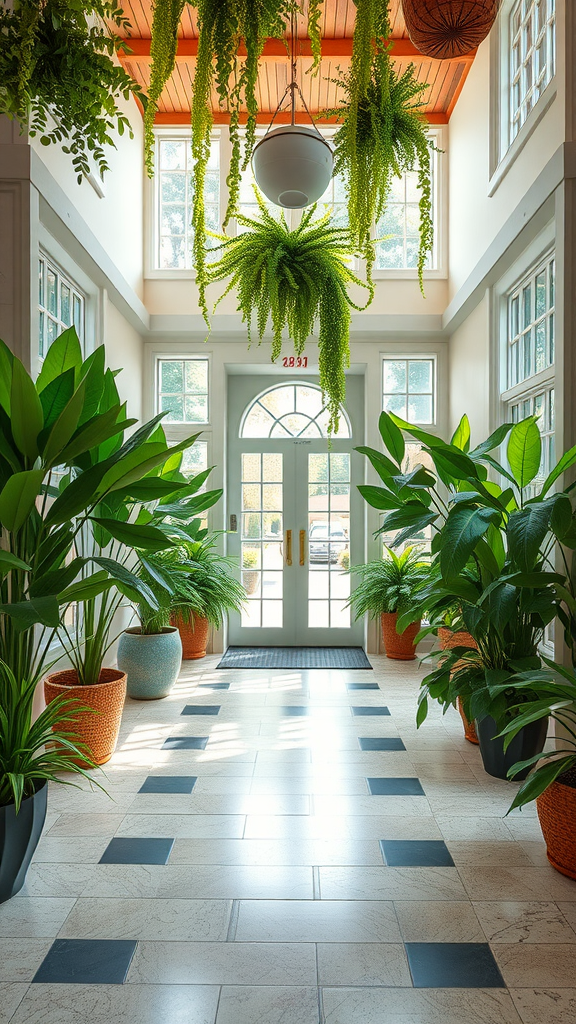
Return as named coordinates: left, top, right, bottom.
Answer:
left=438, top=628, right=479, bottom=743
left=44, top=668, right=126, bottom=766
left=537, top=779, right=576, bottom=880
left=172, top=614, right=210, bottom=660
left=402, top=0, right=500, bottom=59
left=381, top=612, right=421, bottom=661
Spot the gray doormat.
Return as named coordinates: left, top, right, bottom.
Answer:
left=217, top=647, right=372, bottom=670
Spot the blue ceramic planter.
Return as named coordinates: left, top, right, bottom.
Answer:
left=117, top=627, right=182, bottom=700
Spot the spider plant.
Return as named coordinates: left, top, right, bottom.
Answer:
left=207, top=195, right=373, bottom=433
left=347, top=545, right=430, bottom=622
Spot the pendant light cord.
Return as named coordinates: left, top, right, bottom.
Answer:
left=264, top=6, right=324, bottom=139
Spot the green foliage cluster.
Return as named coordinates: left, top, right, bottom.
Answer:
left=206, top=195, right=373, bottom=432
left=0, top=662, right=100, bottom=810
left=329, top=1, right=434, bottom=290
left=0, top=0, right=145, bottom=183
left=141, top=531, right=246, bottom=633
left=357, top=408, right=576, bottom=803
left=348, top=546, right=429, bottom=620
left=144, top=0, right=189, bottom=175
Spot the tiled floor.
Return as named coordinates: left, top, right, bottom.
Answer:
left=2, top=656, right=576, bottom=1024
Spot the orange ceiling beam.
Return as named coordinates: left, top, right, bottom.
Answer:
left=153, top=110, right=449, bottom=126
left=123, top=36, right=476, bottom=63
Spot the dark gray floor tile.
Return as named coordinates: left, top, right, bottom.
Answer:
left=405, top=942, right=505, bottom=988
left=100, top=838, right=174, bottom=865
left=359, top=738, right=406, bottom=751
left=367, top=777, right=425, bottom=796
left=162, top=737, right=208, bottom=750
left=351, top=707, right=391, bottom=716
left=32, top=939, right=137, bottom=984
left=139, top=776, right=198, bottom=794
left=380, top=840, right=455, bottom=867
left=181, top=706, right=221, bottom=716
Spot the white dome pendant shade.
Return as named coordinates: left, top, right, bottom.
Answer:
left=251, top=126, right=334, bottom=209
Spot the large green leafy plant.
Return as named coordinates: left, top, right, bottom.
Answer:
left=207, top=196, right=373, bottom=432
left=0, top=0, right=144, bottom=182
left=0, top=328, right=209, bottom=686
left=329, top=0, right=434, bottom=289
left=357, top=410, right=576, bottom=725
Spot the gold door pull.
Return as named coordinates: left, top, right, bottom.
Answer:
left=286, top=529, right=293, bottom=566
left=299, top=529, right=306, bottom=566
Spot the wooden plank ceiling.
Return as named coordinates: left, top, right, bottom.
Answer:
left=117, top=0, right=475, bottom=125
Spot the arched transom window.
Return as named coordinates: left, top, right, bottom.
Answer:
left=241, top=383, right=351, bottom=439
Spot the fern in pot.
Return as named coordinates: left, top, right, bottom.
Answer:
left=348, top=546, right=429, bottom=660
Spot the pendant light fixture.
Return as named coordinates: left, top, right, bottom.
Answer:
left=251, top=10, right=334, bottom=209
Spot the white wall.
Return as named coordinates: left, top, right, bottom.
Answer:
left=105, top=296, right=144, bottom=421
left=448, top=292, right=491, bottom=443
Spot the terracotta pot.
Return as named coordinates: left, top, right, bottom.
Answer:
left=457, top=696, right=479, bottom=745
left=43, top=668, right=126, bottom=766
left=537, top=776, right=576, bottom=880
left=172, top=613, right=210, bottom=660
left=380, top=612, right=421, bottom=661
left=401, top=0, right=499, bottom=60
left=438, top=628, right=479, bottom=744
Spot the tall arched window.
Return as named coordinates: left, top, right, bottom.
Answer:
left=240, top=383, right=351, bottom=439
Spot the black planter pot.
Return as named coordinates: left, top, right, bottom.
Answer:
left=0, top=780, right=48, bottom=903
left=475, top=715, right=548, bottom=781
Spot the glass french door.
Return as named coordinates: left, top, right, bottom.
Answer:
left=227, top=437, right=364, bottom=647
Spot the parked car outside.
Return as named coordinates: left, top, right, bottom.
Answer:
left=309, top=521, right=349, bottom=564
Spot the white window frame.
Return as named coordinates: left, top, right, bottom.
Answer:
left=489, top=0, right=557, bottom=188
left=499, top=249, right=555, bottom=409
left=509, top=0, right=556, bottom=146
left=38, top=253, right=86, bottom=362
left=373, top=128, right=445, bottom=280
left=381, top=354, right=437, bottom=428
left=156, top=355, right=211, bottom=426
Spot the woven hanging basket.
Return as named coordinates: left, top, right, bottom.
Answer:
left=537, top=777, right=576, bottom=880
left=401, top=0, right=500, bottom=60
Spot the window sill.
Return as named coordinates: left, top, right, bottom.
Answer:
left=501, top=365, right=555, bottom=404
left=372, top=268, right=446, bottom=281
left=489, top=80, right=557, bottom=197
left=146, top=268, right=197, bottom=280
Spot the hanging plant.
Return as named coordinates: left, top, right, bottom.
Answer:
left=206, top=193, right=373, bottom=433
left=307, top=0, right=323, bottom=72
left=329, top=0, right=435, bottom=291
left=402, top=0, right=500, bottom=60
left=0, top=0, right=145, bottom=183
left=144, top=0, right=189, bottom=176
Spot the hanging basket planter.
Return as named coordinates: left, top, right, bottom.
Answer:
left=401, top=0, right=500, bottom=60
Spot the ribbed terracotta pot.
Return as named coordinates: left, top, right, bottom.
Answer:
left=537, top=776, right=576, bottom=880
left=172, top=614, right=210, bottom=660
left=438, top=628, right=479, bottom=744
left=381, top=612, right=421, bottom=661
left=43, top=668, right=126, bottom=766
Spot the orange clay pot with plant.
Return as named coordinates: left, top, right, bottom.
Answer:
left=171, top=613, right=210, bottom=660
left=44, top=668, right=126, bottom=766
left=347, top=547, right=429, bottom=662
left=438, top=627, right=479, bottom=744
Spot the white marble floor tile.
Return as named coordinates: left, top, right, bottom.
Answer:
left=474, top=902, right=576, bottom=944
left=0, top=984, right=28, bottom=1024
left=7, top=984, right=220, bottom=1024
left=32, top=836, right=111, bottom=864
left=126, top=793, right=311, bottom=816
left=45, top=813, right=125, bottom=837
left=445, top=842, right=533, bottom=866
left=459, top=866, right=576, bottom=902
left=58, top=896, right=231, bottom=940
left=510, top=988, right=576, bottom=1024
left=0, top=938, right=52, bottom=982
left=127, top=940, right=317, bottom=985
left=317, top=942, right=411, bottom=986
left=235, top=899, right=402, bottom=942
left=215, top=986, right=320, bottom=1024
left=78, top=863, right=313, bottom=899
left=319, top=865, right=468, bottom=901
left=116, top=813, right=246, bottom=838
left=494, top=945, right=576, bottom=987
left=244, top=815, right=442, bottom=841
left=170, top=838, right=383, bottom=866
left=321, top=987, right=523, bottom=1024
left=0, top=897, right=75, bottom=937
left=393, top=900, right=485, bottom=942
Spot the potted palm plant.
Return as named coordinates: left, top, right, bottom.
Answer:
left=0, top=661, right=101, bottom=903
left=348, top=546, right=429, bottom=660
left=356, top=409, right=576, bottom=777
left=151, top=531, right=246, bottom=660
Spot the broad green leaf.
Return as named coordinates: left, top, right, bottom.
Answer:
left=389, top=414, right=445, bottom=448
left=450, top=415, right=471, bottom=452
left=507, top=499, right=555, bottom=571
left=0, top=338, right=14, bottom=413
left=92, top=518, right=175, bottom=552
left=39, top=368, right=75, bottom=430
left=10, top=358, right=44, bottom=460
left=45, top=461, right=112, bottom=526
left=354, top=445, right=399, bottom=481
left=439, top=506, right=499, bottom=581
left=469, top=422, right=513, bottom=459
left=29, top=557, right=86, bottom=598
left=0, top=596, right=60, bottom=630
left=97, top=442, right=167, bottom=493
left=358, top=485, right=403, bottom=511
left=59, top=407, right=135, bottom=464
left=36, top=326, right=83, bottom=392
left=77, top=345, right=106, bottom=424
left=550, top=494, right=573, bottom=539
left=93, top=556, right=158, bottom=607
left=428, top=445, right=478, bottom=482
left=541, top=443, right=576, bottom=497
left=58, top=572, right=114, bottom=604
left=378, top=411, right=405, bottom=466
left=120, top=477, right=191, bottom=501
left=507, top=757, right=570, bottom=812
left=507, top=416, right=541, bottom=488
left=42, top=382, right=86, bottom=466
left=0, top=470, right=44, bottom=532
left=0, top=550, right=30, bottom=576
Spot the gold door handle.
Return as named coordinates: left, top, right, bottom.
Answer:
left=299, top=529, right=306, bottom=566
left=286, top=529, right=292, bottom=566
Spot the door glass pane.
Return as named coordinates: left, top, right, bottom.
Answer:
left=308, top=452, right=351, bottom=628
left=241, top=453, right=283, bottom=628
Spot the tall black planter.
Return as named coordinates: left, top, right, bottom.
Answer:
left=476, top=715, right=548, bottom=781
left=0, top=781, right=47, bottom=903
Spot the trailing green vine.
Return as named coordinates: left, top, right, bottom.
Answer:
left=307, top=0, right=323, bottom=72
left=207, top=193, right=373, bottom=433
left=0, top=0, right=145, bottom=183
left=329, top=0, right=435, bottom=291
left=191, top=0, right=295, bottom=322
left=144, top=0, right=189, bottom=176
